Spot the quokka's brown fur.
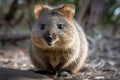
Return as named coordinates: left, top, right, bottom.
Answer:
left=30, top=4, right=88, bottom=74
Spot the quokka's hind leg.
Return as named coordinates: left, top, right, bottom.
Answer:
left=64, top=55, right=87, bottom=74
left=30, top=56, right=55, bottom=75
left=29, top=53, right=46, bottom=71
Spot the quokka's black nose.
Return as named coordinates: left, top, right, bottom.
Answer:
left=45, top=34, right=53, bottom=43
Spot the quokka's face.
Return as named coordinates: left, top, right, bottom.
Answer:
left=31, top=4, right=77, bottom=49
left=31, top=12, right=77, bottom=49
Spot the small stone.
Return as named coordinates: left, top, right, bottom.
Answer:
left=94, top=76, right=104, bottom=79
left=83, top=79, right=89, bottom=80
left=58, top=71, right=70, bottom=77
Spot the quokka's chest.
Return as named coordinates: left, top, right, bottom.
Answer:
left=40, top=52, right=64, bottom=68
left=39, top=49, right=73, bottom=68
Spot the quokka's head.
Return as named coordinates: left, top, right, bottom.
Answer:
left=31, top=4, right=78, bottom=49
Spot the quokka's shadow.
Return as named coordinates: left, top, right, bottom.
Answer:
left=0, top=67, right=53, bottom=80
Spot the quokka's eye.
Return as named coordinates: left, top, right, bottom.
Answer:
left=57, top=24, right=64, bottom=30
left=40, top=24, right=45, bottom=30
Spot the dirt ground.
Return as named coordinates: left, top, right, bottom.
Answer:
left=0, top=34, right=120, bottom=80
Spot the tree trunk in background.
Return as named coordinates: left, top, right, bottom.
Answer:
left=76, top=0, right=110, bottom=31
left=76, top=0, right=92, bottom=25
left=4, top=0, right=18, bottom=23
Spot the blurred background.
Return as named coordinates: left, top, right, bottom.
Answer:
left=0, top=0, right=120, bottom=71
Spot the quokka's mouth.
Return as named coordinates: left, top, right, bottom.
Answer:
left=47, top=42, right=55, bottom=46
left=48, top=43, right=53, bottom=46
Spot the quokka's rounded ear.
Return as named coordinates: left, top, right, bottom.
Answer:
left=59, top=4, right=75, bottom=19
left=34, top=4, right=43, bottom=19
